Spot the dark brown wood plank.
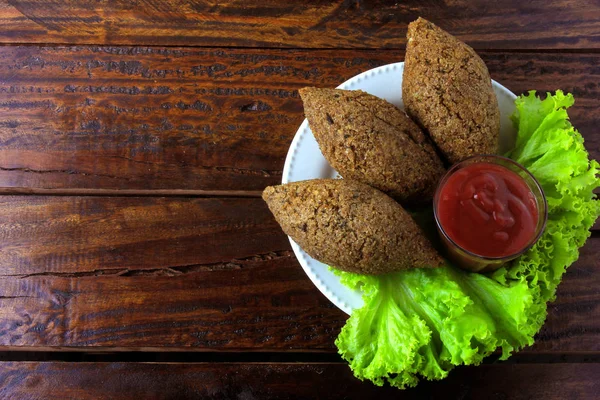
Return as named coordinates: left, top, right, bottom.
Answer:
left=0, top=196, right=344, bottom=350
left=0, top=46, right=598, bottom=192
left=0, top=196, right=290, bottom=275
left=0, top=362, right=598, bottom=399
left=0, top=196, right=597, bottom=350
left=0, top=46, right=400, bottom=192
left=1, top=1, right=600, bottom=49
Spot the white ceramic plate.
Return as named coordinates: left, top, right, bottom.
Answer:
left=282, top=62, right=517, bottom=315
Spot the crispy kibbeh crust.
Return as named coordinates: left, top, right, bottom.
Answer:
left=403, top=17, right=500, bottom=164
left=262, top=179, right=444, bottom=274
left=299, top=87, right=445, bottom=205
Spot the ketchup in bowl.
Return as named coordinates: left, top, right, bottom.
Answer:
left=434, top=155, right=547, bottom=273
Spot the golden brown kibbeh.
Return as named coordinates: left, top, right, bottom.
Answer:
left=262, top=179, right=444, bottom=274
left=299, top=88, right=445, bottom=205
left=403, top=17, right=500, bottom=164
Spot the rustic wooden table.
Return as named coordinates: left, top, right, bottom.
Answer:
left=0, top=1, right=599, bottom=399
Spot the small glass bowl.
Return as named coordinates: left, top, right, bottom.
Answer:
left=433, top=155, right=548, bottom=273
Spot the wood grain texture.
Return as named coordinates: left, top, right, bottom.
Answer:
left=1, top=362, right=599, bottom=399
left=0, top=46, right=397, bottom=192
left=0, top=196, right=344, bottom=349
left=0, top=196, right=291, bottom=275
left=0, top=46, right=598, bottom=193
left=1, top=0, right=600, bottom=49
left=0, top=196, right=597, bottom=350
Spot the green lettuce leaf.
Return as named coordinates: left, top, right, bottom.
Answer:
left=335, top=90, right=600, bottom=389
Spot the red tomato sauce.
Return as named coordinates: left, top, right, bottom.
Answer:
left=436, top=162, right=538, bottom=258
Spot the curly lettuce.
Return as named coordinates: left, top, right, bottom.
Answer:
left=335, top=91, right=600, bottom=388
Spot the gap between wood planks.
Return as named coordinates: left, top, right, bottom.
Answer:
left=0, top=351, right=599, bottom=363
left=0, top=187, right=262, bottom=198
left=0, top=186, right=598, bottom=200
left=0, top=42, right=600, bottom=53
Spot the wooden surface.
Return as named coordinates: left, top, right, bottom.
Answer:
left=1, top=1, right=600, bottom=49
left=0, top=0, right=599, bottom=398
left=0, top=47, right=599, bottom=192
left=0, top=196, right=597, bottom=351
left=1, top=362, right=599, bottom=399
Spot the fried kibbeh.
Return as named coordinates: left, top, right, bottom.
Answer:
left=403, top=17, right=500, bottom=164
left=262, top=179, right=444, bottom=274
left=299, top=88, right=445, bottom=205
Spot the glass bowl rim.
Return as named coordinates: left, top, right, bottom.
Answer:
left=433, top=154, right=549, bottom=261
